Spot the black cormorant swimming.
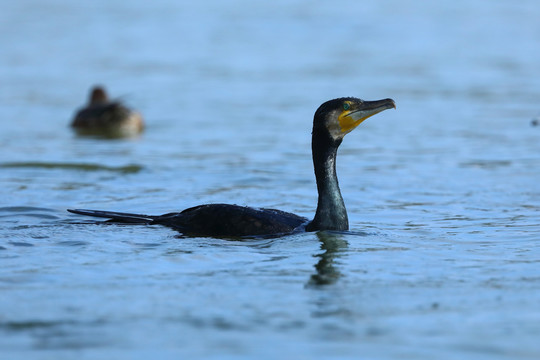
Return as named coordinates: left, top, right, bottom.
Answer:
left=68, top=97, right=395, bottom=238
left=71, top=85, right=144, bottom=138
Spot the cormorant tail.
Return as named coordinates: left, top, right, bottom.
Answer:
left=67, top=209, right=155, bottom=224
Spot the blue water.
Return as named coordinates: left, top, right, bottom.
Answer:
left=1, top=1, right=540, bottom=359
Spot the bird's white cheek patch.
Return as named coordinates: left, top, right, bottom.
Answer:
left=328, top=122, right=344, bottom=140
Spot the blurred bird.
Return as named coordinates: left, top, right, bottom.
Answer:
left=71, top=85, right=144, bottom=138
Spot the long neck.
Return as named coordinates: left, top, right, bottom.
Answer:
left=306, top=130, right=349, bottom=231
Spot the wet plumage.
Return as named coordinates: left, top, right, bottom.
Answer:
left=68, top=97, right=395, bottom=238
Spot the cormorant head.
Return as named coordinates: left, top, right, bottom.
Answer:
left=89, top=86, right=108, bottom=105
left=314, top=97, right=395, bottom=141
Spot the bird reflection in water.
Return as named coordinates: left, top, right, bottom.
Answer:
left=307, top=231, right=349, bottom=286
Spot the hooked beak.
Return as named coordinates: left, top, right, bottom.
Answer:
left=338, top=98, right=395, bottom=134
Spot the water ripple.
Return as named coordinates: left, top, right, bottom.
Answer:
left=0, top=162, right=143, bottom=174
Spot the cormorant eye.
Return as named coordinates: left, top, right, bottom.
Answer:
left=343, top=103, right=350, bottom=111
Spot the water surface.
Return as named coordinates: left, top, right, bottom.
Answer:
left=1, top=0, right=540, bottom=359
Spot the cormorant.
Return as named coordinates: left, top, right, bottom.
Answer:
left=68, top=97, right=395, bottom=238
left=71, top=85, right=144, bottom=138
